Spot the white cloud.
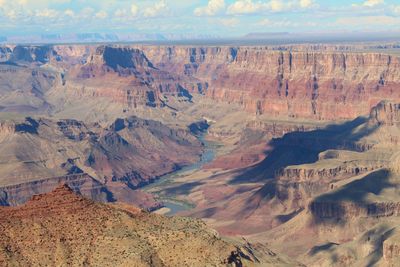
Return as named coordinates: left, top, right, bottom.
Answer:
left=5, top=9, right=18, bottom=20
left=352, top=0, right=384, bottom=8
left=64, top=9, right=74, bottom=17
left=268, top=0, right=286, bottom=11
left=395, top=5, right=400, bottom=14
left=79, top=7, right=94, bottom=18
left=227, top=0, right=261, bottom=14
left=299, top=0, right=314, bottom=8
left=95, top=10, right=108, bottom=19
left=194, top=0, right=225, bottom=16
left=131, top=4, right=138, bottom=16
left=143, top=0, right=167, bottom=17
left=114, top=9, right=126, bottom=17
left=227, top=0, right=315, bottom=15
left=35, top=8, right=59, bottom=18
left=362, top=0, right=384, bottom=7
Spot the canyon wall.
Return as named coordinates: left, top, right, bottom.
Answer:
left=2, top=44, right=400, bottom=121
left=310, top=201, right=400, bottom=219
left=142, top=46, right=400, bottom=120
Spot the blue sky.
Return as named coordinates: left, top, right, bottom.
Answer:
left=0, top=0, right=399, bottom=36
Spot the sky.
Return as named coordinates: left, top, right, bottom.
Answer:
left=0, top=0, right=399, bottom=37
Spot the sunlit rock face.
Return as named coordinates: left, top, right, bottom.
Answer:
left=3, top=44, right=400, bottom=121
left=142, top=46, right=400, bottom=120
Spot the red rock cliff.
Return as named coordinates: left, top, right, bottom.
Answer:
left=142, top=46, right=400, bottom=120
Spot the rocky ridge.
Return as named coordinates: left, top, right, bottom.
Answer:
left=0, top=184, right=297, bottom=267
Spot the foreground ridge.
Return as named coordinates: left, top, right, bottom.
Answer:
left=0, top=184, right=297, bottom=267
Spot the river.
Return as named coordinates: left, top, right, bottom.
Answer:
left=142, top=134, right=219, bottom=215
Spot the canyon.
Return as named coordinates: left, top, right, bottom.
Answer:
left=0, top=42, right=400, bottom=266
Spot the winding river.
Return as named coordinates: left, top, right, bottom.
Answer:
left=142, top=135, right=219, bottom=215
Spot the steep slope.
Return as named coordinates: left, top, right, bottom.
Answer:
left=213, top=101, right=400, bottom=265
left=65, top=45, right=202, bottom=109
left=2, top=44, right=400, bottom=122
left=167, top=102, right=400, bottom=238
left=0, top=184, right=299, bottom=267
left=142, top=46, right=400, bottom=120
left=0, top=63, right=60, bottom=113
left=0, top=116, right=202, bottom=208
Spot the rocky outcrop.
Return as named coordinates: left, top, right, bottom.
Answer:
left=274, top=165, right=379, bottom=209
left=370, top=101, right=400, bottom=126
left=0, top=185, right=273, bottom=266
left=245, top=120, right=321, bottom=142
left=277, top=165, right=374, bottom=183
left=383, top=233, right=400, bottom=264
left=310, top=201, right=400, bottom=219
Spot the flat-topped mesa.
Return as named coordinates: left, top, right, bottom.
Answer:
left=370, top=101, right=400, bottom=126
left=75, top=46, right=155, bottom=79
left=101, top=46, right=156, bottom=72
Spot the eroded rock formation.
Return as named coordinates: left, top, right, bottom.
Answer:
left=2, top=44, right=400, bottom=121
left=0, top=116, right=201, bottom=208
left=142, top=46, right=400, bottom=120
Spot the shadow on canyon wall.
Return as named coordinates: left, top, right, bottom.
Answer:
left=313, top=169, right=392, bottom=203
left=229, top=116, right=378, bottom=185
left=308, top=168, right=393, bottom=228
